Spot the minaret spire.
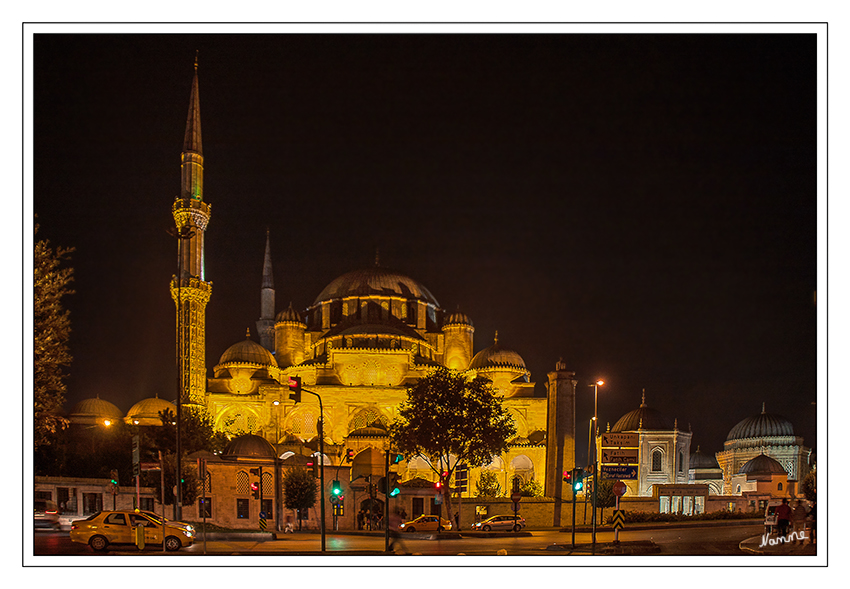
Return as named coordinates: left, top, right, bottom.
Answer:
left=171, top=56, right=212, bottom=408
left=257, top=228, right=276, bottom=351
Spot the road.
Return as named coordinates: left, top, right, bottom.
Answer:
left=33, top=523, right=765, bottom=557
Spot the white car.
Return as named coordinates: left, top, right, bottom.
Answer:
left=472, top=515, right=526, bottom=532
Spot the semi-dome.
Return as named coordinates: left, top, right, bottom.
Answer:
left=469, top=332, right=526, bottom=370
left=222, top=433, right=276, bottom=459
left=69, top=396, right=123, bottom=423
left=738, top=453, right=787, bottom=476
left=689, top=447, right=720, bottom=469
left=313, top=266, right=439, bottom=306
left=726, top=403, right=794, bottom=441
left=125, top=396, right=177, bottom=425
left=611, top=393, right=673, bottom=432
left=219, top=332, right=278, bottom=367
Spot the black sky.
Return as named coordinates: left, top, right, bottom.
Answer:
left=32, top=32, right=818, bottom=461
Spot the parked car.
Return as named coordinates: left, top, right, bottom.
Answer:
left=70, top=510, right=195, bottom=551
left=34, top=500, right=61, bottom=530
left=472, top=514, right=526, bottom=532
left=398, top=514, right=453, bottom=532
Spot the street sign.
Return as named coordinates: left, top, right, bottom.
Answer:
left=612, top=510, right=625, bottom=530
left=140, top=462, right=161, bottom=471
left=613, top=481, right=627, bottom=497
left=600, top=448, right=639, bottom=464
left=132, top=435, right=140, bottom=476
left=601, top=432, right=639, bottom=447
left=511, top=492, right=522, bottom=503
left=601, top=465, right=638, bottom=479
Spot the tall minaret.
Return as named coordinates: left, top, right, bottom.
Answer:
left=256, top=229, right=276, bottom=351
left=170, top=55, right=212, bottom=407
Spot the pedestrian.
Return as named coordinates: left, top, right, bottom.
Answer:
left=388, top=510, right=407, bottom=554
left=792, top=500, right=807, bottom=543
left=454, top=512, right=460, bottom=530
left=775, top=498, right=792, bottom=538
left=357, top=510, right=364, bottom=530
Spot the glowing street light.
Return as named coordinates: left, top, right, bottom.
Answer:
left=589, top=379, right=604, bottom=546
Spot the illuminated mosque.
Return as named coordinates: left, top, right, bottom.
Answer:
left=162, top=61, right=576, bottom=506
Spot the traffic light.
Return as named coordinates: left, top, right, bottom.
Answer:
left=110, top=469, right=119, bottom=486
left=251, top=481, right=260, bottom=500
left=345, top=448, right=355, bottom=462
left=573, top=468, right=584, bottom=492
left=307, top=458, right=319, bottom=477
left=288, top=375, right=302, bottom=403
left=435, top=480, right=442, bottom=489
left=388, top=472, right=400, bottom=497
left=563, top=470, right=572, bottom=484
left=332, top=480, right=342, bottom=496
left=392, top=453, right=403, bottom=464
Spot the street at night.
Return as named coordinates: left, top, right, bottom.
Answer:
left=26, top=16, right=829, bottom=581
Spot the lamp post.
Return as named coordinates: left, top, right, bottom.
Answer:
left=590, top=379, right=604, bottom=546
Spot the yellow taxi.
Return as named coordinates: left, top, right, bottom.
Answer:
left=398, top=514, right=453, bottom=532
left=70, top=510, right=195, bottom=551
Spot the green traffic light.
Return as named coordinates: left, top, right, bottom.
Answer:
left=389, top=487, right=400, bottom=497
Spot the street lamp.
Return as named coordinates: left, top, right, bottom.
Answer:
left=590, top=379, right=603, bottom=546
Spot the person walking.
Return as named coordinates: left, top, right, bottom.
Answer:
left=792, top=500, right=808, bottom=543
left=775, top=498, right=792, bottom=539
left=388, top=510, right=407, bottom=554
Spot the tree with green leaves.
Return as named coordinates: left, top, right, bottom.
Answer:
left=282, top=467, right=317, bottom=530
left=519, top=478, right=544, bottom=497
left=594, top=479, right=616, bottom=523
left=476, top=471, right=502, bottom=498
left=801, top=469, right=816, bottom=502
left=33, top=224, right=74, bottom=450
left=390, top=367, right=516, bottom=528
left=137, top=406, right=229, bottom=507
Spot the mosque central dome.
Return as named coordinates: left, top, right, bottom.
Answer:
left=313, top=267, right=439, bottom=306
left=726, top=404, right=794, bottom=441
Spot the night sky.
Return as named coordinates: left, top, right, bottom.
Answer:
left=31, top=32, right=819, bottom=462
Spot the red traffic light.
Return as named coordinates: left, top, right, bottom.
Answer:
left=435, top=480, right=442, bottom=489
left=288, top=375, right=302, bottom=403
left=346, top=448, right=355, bottom=462
left=563, top=470, right=572, bottom=483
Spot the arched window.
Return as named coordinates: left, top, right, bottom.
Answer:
left=348, top=407, right=389, bottom=432
left=236, top=471, right=249, bottom=495
left=777, top=482, right=783, bottom=491
left=651, top=449, right=663, bottom=472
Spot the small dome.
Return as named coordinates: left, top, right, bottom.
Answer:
left=223, top=434, right=276, bottom=459
left=313, top=266, right=439, bottom=306
left=738, top=453, right=787, bottom=476
left=219, top=332, right=278, bottom=367
left=69, top=397, right=123, bottom=423
left=125, top=396, right=177, bottom=425
left=727, top=403, right=794, bottom=441
left=689, top=447, right=720, bottom=469
left=611, top=393, right=673, bottom=432
left=276, top=302, right=304, bottom=324
left=469, top=332, right=526, bottom=370
left=444, top=308, right=473, bottom=327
